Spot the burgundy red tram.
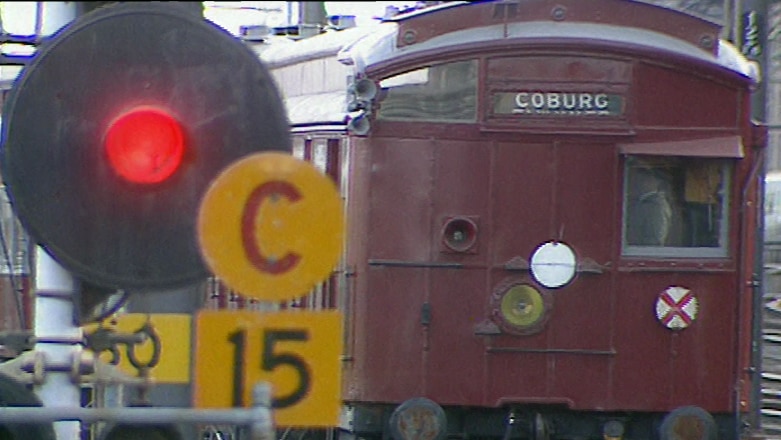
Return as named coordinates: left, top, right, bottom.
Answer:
left=246, top=1, right=768, bottom=439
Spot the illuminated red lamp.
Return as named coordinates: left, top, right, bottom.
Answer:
left=104, top=106, right=185, bottom=184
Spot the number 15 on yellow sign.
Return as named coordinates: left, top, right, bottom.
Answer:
left=193, top=310, right=343, bottom=427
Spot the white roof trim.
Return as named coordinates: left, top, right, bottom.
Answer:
left=342, top=21, right=758, bottom=82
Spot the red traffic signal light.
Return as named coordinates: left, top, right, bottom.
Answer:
left=1, top=3, right=291, bottom=291
left=104, top=106, right=185, bottom=185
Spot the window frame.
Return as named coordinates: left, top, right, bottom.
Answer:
left=620, top=155, right=733, bottom=259
left=375, top=59, right=479, bottom=123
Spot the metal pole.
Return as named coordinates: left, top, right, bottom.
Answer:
left=0, top=382, right=274, bottom=440
left=739, top=0, right=770, bottom=434
left=0, top=405, right=269, bottom=425
left=34, top=248, right=81, bottom=440
left=26, top=5, right=81, bottom=440
left=298, top=1, right=326, bottom=38
left=741, top=0, right=768, bottom=122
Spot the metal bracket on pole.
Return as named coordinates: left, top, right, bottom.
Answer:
left=0, top=33, right=43, bottom=65
left=0, top=382, right=275, bottom=440
left=0, top=350, right=164, bottom=387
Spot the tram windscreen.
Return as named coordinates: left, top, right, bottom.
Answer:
left=623, top=156, right=731, bottom=258
left=376, top=60, right=477, bottom=122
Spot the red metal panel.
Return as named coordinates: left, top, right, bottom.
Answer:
left=351, top=138, right=435, bottom=401
left=485, top=346, right=552, bottom=406
left=430, top=140, right=492, bottom=263
left=549, top=356, right=610, bottom=409
left=359, top=138, right=624, bottom=409
left=426, top=269, right=489, bottom=405
left=612, top=274, right=739, bottom=411
left=343, top=138, right=373, bottom=400
left=489, top=142, right=617, bottom=409
left=490, top=142, right=553, bottom=262
left=366, top=138, right=435, bottom=261
left=349, top=132, right=747, bottom=413
left=487, top=56, right=632, bottom=84
left=546, top=143, right=615, bottom=409
left=553, top=142, right=616, bottom=264
left=611, top=274, right=675, bottom=409
left=359, top=267, right=426, bottom=402
left=634, top=63, right=741, bottom=129
left=394, top=0, right=719, bottom=57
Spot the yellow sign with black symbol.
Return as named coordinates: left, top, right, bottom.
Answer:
left=82, top=313, right=191, bottom=383
left=197, top=152, right=345, bottom=302
left=193, top=309, right=343, bottom=427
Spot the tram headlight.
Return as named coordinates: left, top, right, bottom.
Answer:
left=500, top=285, right=544, bottom=327
left=491, top=281, right=552, bottom=335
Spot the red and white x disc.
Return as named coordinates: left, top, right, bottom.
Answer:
left=655, top=286, right=698, bottom=330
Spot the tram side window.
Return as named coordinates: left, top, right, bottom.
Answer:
left=376, top=60, right=477, bottom=122
left=622, top=156, right=731, bottom=258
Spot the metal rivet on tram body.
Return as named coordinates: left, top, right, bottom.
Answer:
left=700, top=34, right=714, bottom=49
left=551, top=5, right=566, bottom=21
left=402, top=30, right=417, bottom=45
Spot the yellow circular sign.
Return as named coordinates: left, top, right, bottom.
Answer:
left=197, top=152, right=344, bottom=301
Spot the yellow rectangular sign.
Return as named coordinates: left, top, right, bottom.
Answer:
left=193, top=309, right=343, bottom=427
left=83, top=313, right=191, bottom=383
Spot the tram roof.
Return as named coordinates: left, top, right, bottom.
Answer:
left=347, top=24, right=755, bottom=84
left=260, top=1, right=757, bottom=83
left=259, top=0, right=758, bottom=127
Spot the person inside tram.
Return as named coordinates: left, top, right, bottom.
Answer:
left=683, top=161, right=722, bottom=247
left=626, top=164, right=673, bottom=247
left=626, top=156, right=727, bottom=250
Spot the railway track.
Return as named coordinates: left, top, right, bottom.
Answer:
left=762, top=307, right=781, bottom=436
left=762, top=260, right=781, bottom=435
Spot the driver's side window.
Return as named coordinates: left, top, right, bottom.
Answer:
left=623, top=156, right=730, bottom=258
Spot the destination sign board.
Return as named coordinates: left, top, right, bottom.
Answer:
left=492, top=91, right=624, bottom=116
